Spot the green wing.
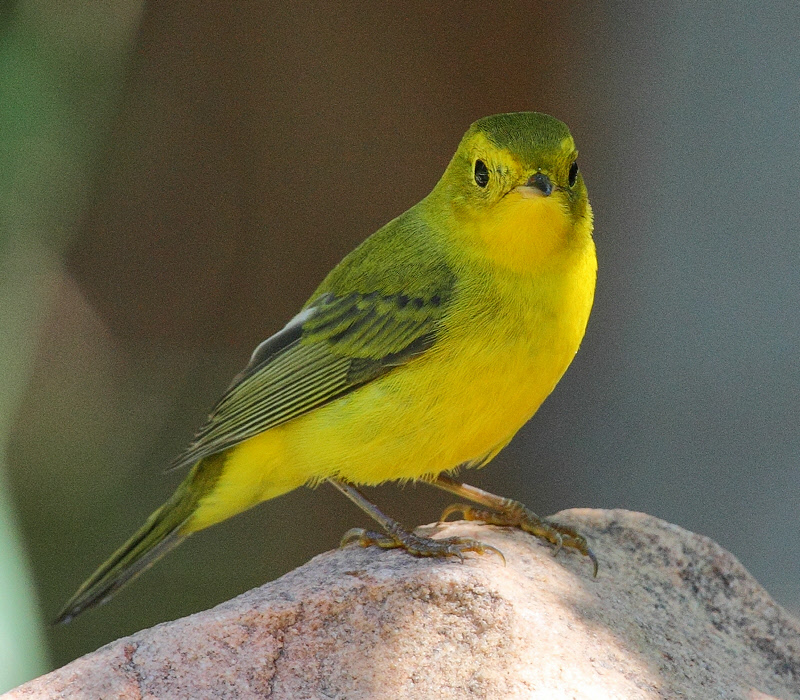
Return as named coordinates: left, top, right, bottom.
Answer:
left=170, top=284, right=452, bottom=471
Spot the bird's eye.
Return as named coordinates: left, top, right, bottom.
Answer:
left=568, top=161, right=579, bottom=188
left=474, top=160, right=489, bottom=188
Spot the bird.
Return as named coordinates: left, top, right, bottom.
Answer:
left=56, top=111, right=597, bottom=624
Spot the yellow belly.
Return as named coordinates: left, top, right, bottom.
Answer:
left=188, top=242, right=596, bottom=532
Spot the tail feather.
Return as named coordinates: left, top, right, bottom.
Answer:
left=57, top=452, right=230, bottom=624
left=54, top=497, right=189, bottom=625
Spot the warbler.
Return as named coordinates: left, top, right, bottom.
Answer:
left=57, top=112, right=597, bottom=624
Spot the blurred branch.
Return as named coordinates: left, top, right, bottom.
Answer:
left=0, top=1, right=143, bottom=691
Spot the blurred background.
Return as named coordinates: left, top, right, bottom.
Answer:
left=1, top=1, right=798, bottom=688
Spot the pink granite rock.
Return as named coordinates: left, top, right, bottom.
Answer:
left=6, top=510, right=800, bottom=699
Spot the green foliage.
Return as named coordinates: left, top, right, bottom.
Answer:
left=0, top=0, right=144, bottom=688
left=0, top=473, right=47, bottom=692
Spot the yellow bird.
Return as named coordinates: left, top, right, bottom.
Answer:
left=57, top=112, right=597, bottom=624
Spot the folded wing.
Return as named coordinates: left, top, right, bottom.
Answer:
left=170, top=286, right=451, bottom=471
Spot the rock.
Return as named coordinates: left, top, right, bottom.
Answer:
left=6, top=510, right=800, bottom=699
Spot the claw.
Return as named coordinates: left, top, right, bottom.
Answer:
left=440, top=497, right=597, bottom=576
left=340, top=526, right=506, bottom=566
left=551, top=531, right=564, bottom=558
left=439, top=503, right=498, bottom=525
left=340, top=527, right=369, bottom=548
left=586, top=546, right=599, bottom=578
left=439, top=503, right=480, bottom=523
left=482, top=543, right=506, bottom=566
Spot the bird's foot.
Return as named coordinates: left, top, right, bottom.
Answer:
left=340, top=527, right=505, bottom=564
left=440, top=502, right=597, bottom=576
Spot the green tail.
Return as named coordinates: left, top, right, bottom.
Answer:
left=55, top=454, right=225, bottom=624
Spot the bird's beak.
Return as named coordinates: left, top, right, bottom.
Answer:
left=515, top=173, right=554, bottom=199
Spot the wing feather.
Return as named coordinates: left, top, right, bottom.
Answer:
left=169, top=286, right=452, bottom=471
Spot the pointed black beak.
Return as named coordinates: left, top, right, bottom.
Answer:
left=525, top=173, right=554, bottom=196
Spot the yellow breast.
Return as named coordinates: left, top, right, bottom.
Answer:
left=285, top=196, right=596, bottom=485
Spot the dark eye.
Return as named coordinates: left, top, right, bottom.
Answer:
left=568, top=161, right=579, bottom=187
left=474, top=160, right=489, bottom=188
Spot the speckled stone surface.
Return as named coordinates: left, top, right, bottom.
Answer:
left=6, top=510, right=800, bottom=699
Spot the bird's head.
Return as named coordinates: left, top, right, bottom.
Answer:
left=427, top=112, right=593, bottom=271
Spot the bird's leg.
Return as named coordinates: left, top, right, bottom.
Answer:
left=432, top=474, right=598, bottom=576
left=329, top=478, right=503, bottom=562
